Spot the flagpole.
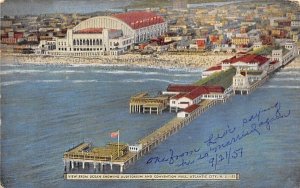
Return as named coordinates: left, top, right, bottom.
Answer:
left=117, top=130, right=120, bottom=157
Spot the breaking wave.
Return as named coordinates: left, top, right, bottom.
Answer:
left=275, top=71, right=300, bottom=76
left=0, top=70, right=46, bottom=75
left=261, top=85, right=300, bottom=89
left=121, top=78, right=178, bottom=84
left=271, top=77, right=300, bottom=81
left=1, top=78, right=186, bottom=86
left=51, top=70, right=85, bottom=74
left=1, top=80, right=26, bottom=86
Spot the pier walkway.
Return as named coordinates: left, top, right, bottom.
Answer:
left=63, top=99, right=222, bottom=173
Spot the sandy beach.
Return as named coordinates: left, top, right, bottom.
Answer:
left=284, top=56, right=300, bottom=69
left=0, top=52, right=232, bottom=70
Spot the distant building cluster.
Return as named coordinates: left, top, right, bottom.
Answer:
left=0, top=0, right=299, bottom=57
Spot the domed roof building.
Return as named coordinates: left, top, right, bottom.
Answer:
left=37, top=11, right=167, bottom=56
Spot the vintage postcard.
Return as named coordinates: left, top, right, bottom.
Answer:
left=0, top=0, right=299, bottom=187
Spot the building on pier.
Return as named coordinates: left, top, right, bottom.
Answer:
left=63, top=142, right=130, bottom=173
left=232, top=69, right=268, bottom=95
left=202, top=54, right=271, bottom=79
left=129, top=92, right=169, bottom=114
left=36, top=11, right=167, bottom=56
left=271, top=41, right=298, bottom=66
left=221, top=54, right=271, bottom=71
left=129, top=144, right=142, bottom=152
left=177, top=104, right=199, bottom=118
left=167, top=85, right=228, bottom=112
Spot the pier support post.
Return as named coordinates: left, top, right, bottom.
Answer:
left=120, top=164, right=124, bottom=173
left=98, top=163, right=102, bottom=172
left=93, top=163, right=97, bottom=170
left=82, top=162, right=85, bottom=169
left=71, top=161, right=74, bottom=169
left=110, top=163, right=113, bottom=170
left=64, top=160, right=67, bottom=172
left=100, top=163, right=103, bottom=172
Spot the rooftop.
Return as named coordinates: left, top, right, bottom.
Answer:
left=222, top=54, right=270, bottom=66
left=184, top=87, right=209, bottom=100
left=170, top=85, right=225, bottom=100
left=183, top=104, right=200, bottom=113
left=205, top=64, right=222, bottom=72
left=194, top=67, right=236, bottom=89
left=167, top=85, right=199, bottom=93
left=113, top=11, right=164, bottom=30
left=74, top=28, right=119, bottom=34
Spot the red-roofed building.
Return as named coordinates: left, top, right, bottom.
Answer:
left=169, top=85, right=227, bottom=112
left=202, top=64, right=222, bottom=78
left=177, top=104, right=200, bottom=118
left=37, top=11, right=167, bottom=57
left=222, top=54, right=271, bottom=71
left=113, top=11, right=165, bottom=30
left=165, top=84, right=199, bottom=94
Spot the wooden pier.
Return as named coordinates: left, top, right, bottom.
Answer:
left=63, top=99, right=222, bottom=174
left=64, top=55, right=298, bottom=175
left=129, top=92, right=169, bottom=114
left=136, top=99, right=221, bottom=153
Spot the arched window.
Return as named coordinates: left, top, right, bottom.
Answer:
left=100, top=39, right=102, bottom=45
left=90, top=39, right=92, bottom=46
left=93, top=39, right=95, bottom=45
left=96, top=39, right=99, bottom=45
left=73, top=39, right=76, bottom=45
left=87, top=40, right=89, bottom=45
left=77, top=40, right=79, bottom=45
left=80, top=39, right=82, bottom=45
left=83, top=40, right=86, bottom=45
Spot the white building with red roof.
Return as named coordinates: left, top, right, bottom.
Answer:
left=37, top=11, right=167, bottom=56
left=221, top=54, right=271, bottom=71
left=202, top=54, right=271, bottom=79
left=177, top=104, right=199, bottom=118
left=168, top=85, right=228, bottom=112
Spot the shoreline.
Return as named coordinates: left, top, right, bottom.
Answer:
left=284, top=56, right=300, bottom=69
left=0, top=52, right=232, bottom=71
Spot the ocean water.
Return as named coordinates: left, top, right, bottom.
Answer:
left=1, top=0, right=129, bottom=16
left=0, top=59, right=299, bottom=188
